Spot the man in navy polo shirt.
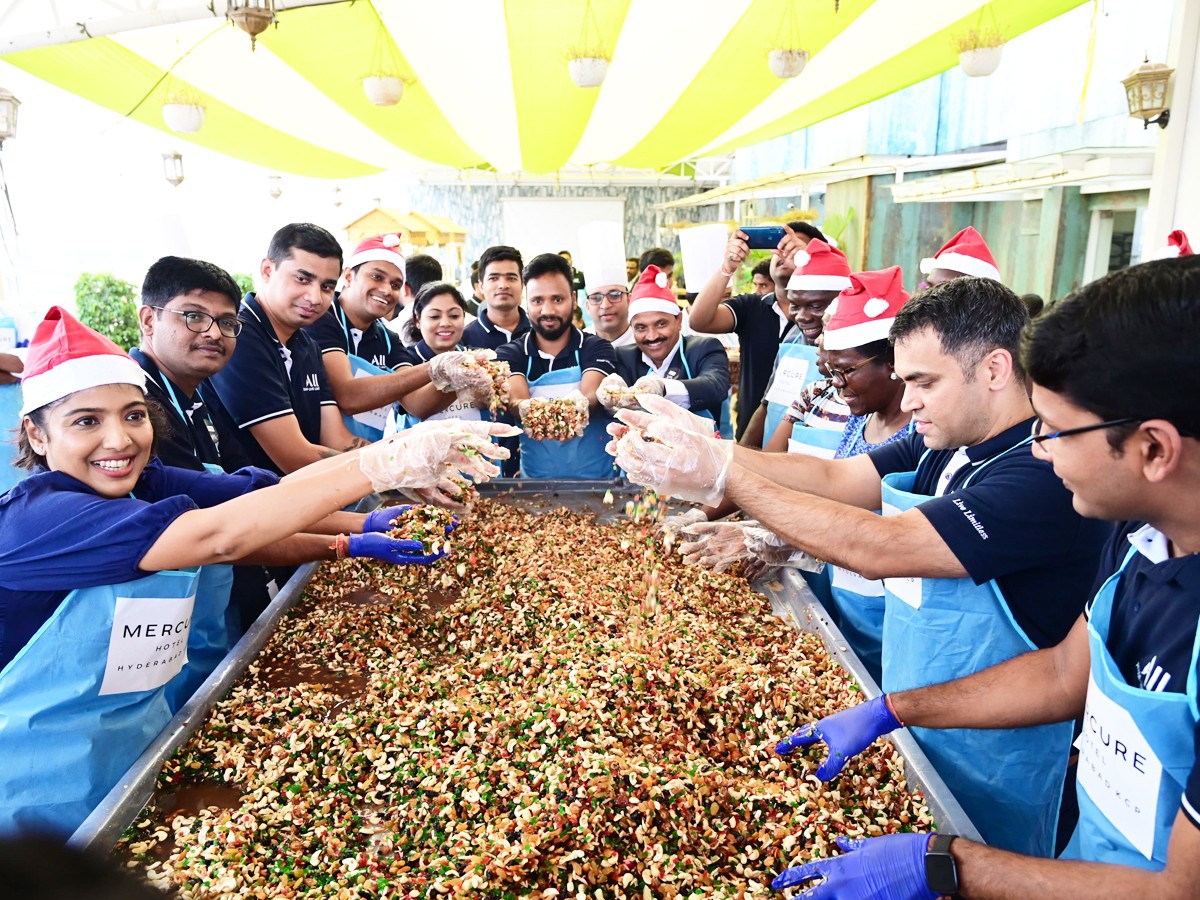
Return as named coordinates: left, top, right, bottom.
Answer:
left=688, top=222, right=824, bottom=440
left=496, top=253, right=616, bottom=480
left=209, top=223, right=365, bottom=475
left=462, top=245, right=531, bottom=352
left=613, top=276, right=1110, bottom=857
left=757, top=255, right=1200, bottom=899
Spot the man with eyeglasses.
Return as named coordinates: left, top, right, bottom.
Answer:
left=584, top=283, right=636, bottom=348
left=612, top=276, right=1110, bottom=858
left=756, top=255, right=1200, bottom=900
left=132, top=256, right=255, bottom=475
left=208, top=223, right=365, bottom=476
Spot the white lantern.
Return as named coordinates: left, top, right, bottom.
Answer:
left=0, top=88, right=20, bottom=144
left=768, top=49, right=808, bottom=79
left=162, top=152, right=185, bottom=187
left=162, top=102, right=206, bottom=133
left=568, top=57, right=609, bottom=88
left=363, top=75, right=404, bottom=107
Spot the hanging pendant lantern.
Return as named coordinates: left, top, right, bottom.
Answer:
left=567, top=0, right=610, bottom=88
left=227, top=0, right=276, bottom=50
left=769, top=1, right=808, bottom=79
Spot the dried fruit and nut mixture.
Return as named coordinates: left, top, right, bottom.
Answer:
left=385, top=507, right=459, bottom=557
left=462, top=357, right=512, bottom=417
left=521, top=399, right=586, bottom=442
left=118, top=498, right=931, bottom=898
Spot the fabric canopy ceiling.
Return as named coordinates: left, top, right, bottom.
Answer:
left=1, top=0, right=1086, bottom=178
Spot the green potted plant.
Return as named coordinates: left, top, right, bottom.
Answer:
left=74, top=272, right=140, bottom=350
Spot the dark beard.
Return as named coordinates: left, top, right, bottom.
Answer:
left=533, top=318, right=570, bottom=341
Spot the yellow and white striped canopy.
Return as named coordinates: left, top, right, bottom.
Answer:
left=2, top=0, right=1085, bottom=178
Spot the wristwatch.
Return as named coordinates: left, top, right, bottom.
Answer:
left=924, top=833, right=960, bottom=897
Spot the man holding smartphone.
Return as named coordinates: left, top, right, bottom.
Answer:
left=688, top=222, right=825, bottom=440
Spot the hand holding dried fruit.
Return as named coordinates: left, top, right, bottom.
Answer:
left=596, top=372, right=638, bottom=411
left=612, top=418, right=732, bottom=505
left=631, top=374, right=667, bottom=397
left=345, top=532, right=446, bottom=566
left=384, top=504, right=457, bottom=557
left=518, top=391, right=590, bottom=440
left=357, top=420, right=517, bottom=492
left=362, top=504, right=415, bottom=534
left=776, top=693, right=902, bottom=781
left=427, top=349, right=497, bottom=398
left=771, top=832, right=940, bottom=899
left=743, top=525, right=825, bottom=573
left=678, top=520, right=755, bottom=572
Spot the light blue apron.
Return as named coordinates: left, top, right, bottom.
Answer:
left=333, top=306, right=396, bottom=443
left=520, top=350, right=614, bottom=480
left=1061, top=545, right=1200, bottom=869
left=0, top=567, right=202, bottom=836
left=879, top=447, right=1073, bottom=857
left=0, top=382, right=24, bottom=494
left=763, top=339, right=821, bottom=442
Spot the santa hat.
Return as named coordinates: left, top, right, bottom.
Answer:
left=822, top=267, right=911, bottom=351
left=345, top=233, right=407, bottom=280
left=628, top=265, right=680, bottom=320
left=919, top=227, right=1001, bottom=281
left=19, top=306, right=146, bottom=416
left=785, top=239, right=852, bottom=291
left=1151, top=229, right=1194, bottom=260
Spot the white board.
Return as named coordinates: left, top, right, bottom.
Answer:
left=500, top=197, right=625, bottom=290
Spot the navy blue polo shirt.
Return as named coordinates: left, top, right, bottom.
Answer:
left=462, top=307, right=532, bottom=352
left=1090, top=521, right=1200, bottom=830
left=131, top=348, right=260, bottom=475
left=305, top=297, right=409, bottom=371
left=720, top=291, right=795, bottom=438
left=494, top=327, right=616, bottom=383
left=0, top=459, right=273, bottom=670
left=207, top=293, right=338, bottom=475
left=868, top=418, right=1110, bottom=648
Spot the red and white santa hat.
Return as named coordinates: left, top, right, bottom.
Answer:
left=345, top=233, right=407, bottom=280
left=1151, top=229, right=1194, bottom=260
left=822, top=267, right=911, bottom=351
left=785, top=239, right=853, bottom=291
left=19, top=306, right=146, bottom=416
left=628, top=265, right=681, bottom=320
left=920, top=226, right=1001, bottom=281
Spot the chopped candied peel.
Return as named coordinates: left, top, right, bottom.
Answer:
left=117, top=498, right=932, bottom=898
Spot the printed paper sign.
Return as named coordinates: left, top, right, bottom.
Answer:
left=99, top=594, right=195, bottom=695
left=831, top=565, right=885, bottom=597
left=1075, top=672, right=1162, bottom=859
left=351, top=369, right=392, bottom=432
left=764, top=355, right=811, bottom=406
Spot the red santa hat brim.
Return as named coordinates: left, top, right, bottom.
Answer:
left=919, top=252, right=1001, bottom=281
left=822, top=317, right=897, bottom=351
left=786, top=273, right=853, bottom=291
left=345, top=248, right=406, bottom=279
left=628, top=298, right=681, bottom=320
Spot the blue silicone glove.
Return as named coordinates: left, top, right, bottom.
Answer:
left=362, top=505, right=415, bottom=534
left=776, top=694, right=901, bottom=780
left=346, top=532, right=446, bottom=565
left=772, top=834, right=938, bottom=899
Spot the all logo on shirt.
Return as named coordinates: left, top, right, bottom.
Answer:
left=371, top=355, right=387, bottom=367
left=1137, top=656, right=1173, bottom=692
left=303, top=373, right=321, bottom=391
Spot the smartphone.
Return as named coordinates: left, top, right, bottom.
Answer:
left=739, top=225, right=785, bottom=249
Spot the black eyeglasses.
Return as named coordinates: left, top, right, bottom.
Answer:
left=1030, top=416, right=1141, bottom=444
left=826, top=355, right=880, bottom=384
left=149, top=306, right=242, bottom=338
left=586, top=289, right=629, bottom=305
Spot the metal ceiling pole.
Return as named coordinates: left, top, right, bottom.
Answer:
left=1, top=0, right=345, bottom=54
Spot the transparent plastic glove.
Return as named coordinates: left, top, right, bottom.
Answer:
left=615, top=392, right=717, bottom=438
left=346, top=532, right=446, bottom=566
left=677, top=520, right=754, bottom=572
left=772, top=833, right=937, bottom=899
left=596, top=372, right=632, bottom=411
left=656, top=507, right=709, bottom=549
left=427, top=349, right=496, bottom=396
left=776, top=694, right=902, bottom=781
left=738, top=525, right=824, bottom=572
left=401, top=477, right=471, bottom=513
left=357, top=421, right=516, bottom=492
left=363, top=504, right=414, bottom=533
left=631, top=374, right=667, bottom=397
left=613, top=420, right=732, bottom=506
